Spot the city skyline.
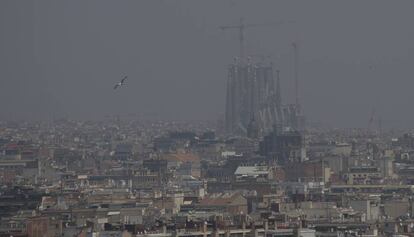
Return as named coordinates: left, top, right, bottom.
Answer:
left=2, top=2, right=414, bottom=236
left=1, top=1, right=414, bottom=128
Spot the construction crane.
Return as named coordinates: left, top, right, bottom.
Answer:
left=219, top=18, right=289, bottom=62
left=292, top=42, right=299, bottom=107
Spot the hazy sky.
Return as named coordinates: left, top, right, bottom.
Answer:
left=1, top=1, right=414, bottom=128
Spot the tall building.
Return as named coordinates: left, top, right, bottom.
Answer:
left=259, top=126, right=306, bottom=164
left=282, top=104, right=305, bottom=132
left=225, top=58, right=305, bottom=136
left=225, top=59, right=282, bottom=136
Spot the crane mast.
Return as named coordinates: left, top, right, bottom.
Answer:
left=219, top=18, right=288, bottom=63
left=292, top=42, right=299, bottom=107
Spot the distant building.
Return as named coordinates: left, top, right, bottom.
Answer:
left=143, top=159, right=168, bottom=174
left=26, top=216, right=63, bottom=237
left=234, top=165, right=270, bottom=181
left=0, top=159, right=40, bottom=184
left=259, top=127, right=306, bottom=164
left=284, top=161, right=330, bottom=183
left=247, top=117, right=259, bottom=139
left=225, top=60, right=282, bottom=136
left=349, top=199, right=380, bottom=221
left=198, top=192, right=248, bottom=215
left=344, top=166, right=381, bottom=185
left=224, top=59, right=305, bottom=136
left=114, top=144, right=133, bottom=160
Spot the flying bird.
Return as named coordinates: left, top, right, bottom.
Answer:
left=113, top=76, right=128, bottom=90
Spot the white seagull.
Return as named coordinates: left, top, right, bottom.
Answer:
left=113, top=76, right=128, bottom=90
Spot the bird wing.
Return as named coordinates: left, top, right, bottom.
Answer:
left=121, top=76, right=127, bottom=83
left=113, top=84, right=119, bottom=89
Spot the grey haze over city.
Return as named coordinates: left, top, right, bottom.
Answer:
left=1, top=0, right=414, bottom=128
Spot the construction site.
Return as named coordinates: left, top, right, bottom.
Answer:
left=222, top=18, right=305, bottom=137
